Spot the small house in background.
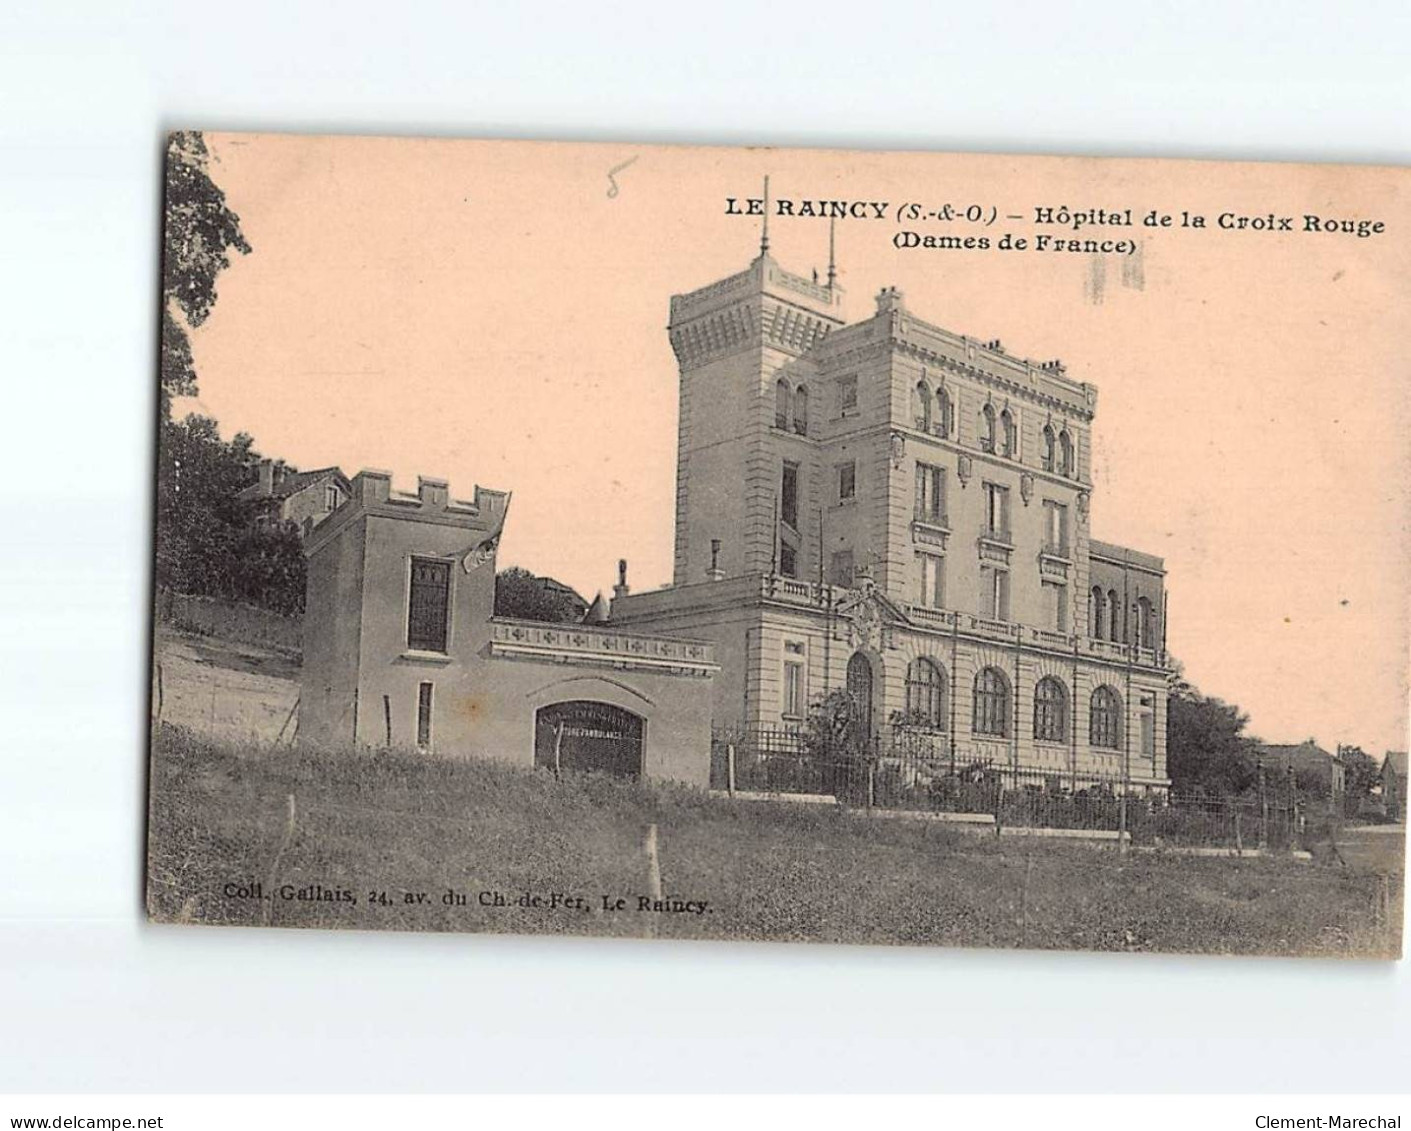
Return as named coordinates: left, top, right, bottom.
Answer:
left=1255, top=741, right=1346, bottom=799
left=298, top=470, right=718, bottom=786
left=238, top=458, right=351, bottom=537
left=1382, top=751, right=1407, bottom=820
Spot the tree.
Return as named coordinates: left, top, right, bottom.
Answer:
left=1339, top=745, right=1380, bottom=813
left=154, top=414, right=306, bottom=613
left=1166, top=676, right=1261, bottom=796
left=161, top=131, right=250, bottom=420
left=493, top=567, right=585, bottom=622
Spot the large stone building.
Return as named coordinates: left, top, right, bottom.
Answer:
left=298, top=470, right=717, bottom=786
left=610, top=243, right=1174, bottom=789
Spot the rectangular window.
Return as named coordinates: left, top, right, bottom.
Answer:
left=981, top=566, right=1010, bottom=621
left=417, top=682, right=433, bottom=748
left=837, top=375, right=857, bottom=413
left=1043, top=579, right=1068, bottom=632
left=918, top=553, right=944, bottom=609
left=325, top=483, right=341, bottom=513
left=407, top=557, right=451, bottom=653
left=1043, top=499, right=1069, bottom=555
left=1140, top=694, right=1156, bottom=759
left=915, top=463, right=945, bottom=525
left=837, top=461, right=856, bottom=503
left=829, top=550, right=854, bottom=588
left=778, top=540, right=797, bottom=578
left=983, top=482, right=1010, bottom=539
left=783, top=641, right=805, bottom=718
left=781, top=461, right=799, bottom=529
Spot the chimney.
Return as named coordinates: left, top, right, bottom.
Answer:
left=353, top=469, right=392, bottom=505
left=707, top=538, right=724, bottom=582
left=256, top=459, right=274, bottom=496
left=613, top=558, right=630, bottom=600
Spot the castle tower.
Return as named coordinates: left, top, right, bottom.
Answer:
left=667, top=248, right=844, bottom=586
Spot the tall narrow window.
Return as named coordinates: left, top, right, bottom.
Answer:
left=917, top=553, right=944, bottom=609
left=936, top=387, right=952, bottom=437
left=1137, top=596, right=1154, bottom=648
left=325, top=483, right=341, bottom=513
left=407, top=557, right=451, bottom=653
left=1059, top=429, right=1075, bottom=477
left=1041, top=425, right=1056, bottom=472
left=1108, top=588, right=1121, bottom=642
left=1139, top=693, right=1156, bottom=758
left=1000, top=408, right=1016, bottom=457
left=1090, top=685, right=1122, bottom=749
left=775, top=378, right=790, bottom=430
left=1042, top=499, right=1069, bottom=554
left=915, top=462, right=945, bottom=525
left=984, top=482, right=1010, bottom=538
left=783, top=641, right=805, bottom=718
left=837, top=461, right=856, bottom=503
left=980, top=404, right=996, bottom=452
left=1034, top=677, right=1068, bottom=743
left=781, top=461, right=799, bottom=529
left=905, top=658, right=946, bottom=729
left=793, top=385, right=809, bottom=435
left=1042, top=580, right=1068, bottom=632
left=981, top=566, right=1010, bottom=621
left=973, top=667, right=1010, bottom=737
left=913, top=381, right=932, bottom=431
left=778, top=541, right=797, bottom=578
left=837, top=375, right=858, bottom=413
left=829, top=550, right=854, bottom=587
left=1089, top=586, right=1106, bottom=639
left=417, top=681, right=434, bottom=748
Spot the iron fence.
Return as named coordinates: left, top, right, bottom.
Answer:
left=710, top=723, right=1329, bottom=851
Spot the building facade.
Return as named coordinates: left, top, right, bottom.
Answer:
left=610, top=246, right=1174, bottom=789
left=299, top=470, right=718, bottom=786
left=238, top=459, right=351, bottom=537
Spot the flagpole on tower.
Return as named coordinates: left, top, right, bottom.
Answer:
left=827, top=214, right=837, bottom=288
left=760, top=175, right=770, bottom=256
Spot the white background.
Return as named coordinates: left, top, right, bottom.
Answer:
left=1, top=0, right=1407, bottom=1094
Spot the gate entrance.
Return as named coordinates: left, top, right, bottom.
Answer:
left=534, top=701, right=644, bottom=778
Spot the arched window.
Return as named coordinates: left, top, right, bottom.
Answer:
left=793, top=385, right=809, bottom=436
left=904, top=658, right=947, bottom=729
left=846, top=653, right=875, bottom=737
left=1041, top=425, right=1055, bottom=471
left=911, top=381, right=931, bottom=431
left=1034, top=676, right=1068, bottom=743
left=973, top=667, right=1010, bottom=737
left=774, top=379, right=790, bottom=430
left=936, top=387, right=952, bottom=437
left=1059, top=429, right=1074, bottom=477
left=980, top=404, right=996, bottom=452
left=1089, top=586, right=1106, bottom=639
left=1090, top=685, right=1122, bottom=749
left=1108, top=589, right=1121, bottom=642
left=1000, top=408, right=1016, bottom=458
left=1137, top=596, right=1154, bottom=648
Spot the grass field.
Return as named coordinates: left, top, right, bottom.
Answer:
left=146, top=726, right=1404, bottom=958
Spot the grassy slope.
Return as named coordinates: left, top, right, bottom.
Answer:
left=146, top=727, right=1403, bottom=958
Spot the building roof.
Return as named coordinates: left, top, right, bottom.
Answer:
left=1256, top=741, right=1339, bottom=770
left=1385, top=751, right=1408, bottom=777
left=268, top=467, right=347, bottom=500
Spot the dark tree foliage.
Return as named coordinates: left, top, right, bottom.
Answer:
left=1339, top=745, right=1380, bottom=809
left=1166, top=668, right=1261, bottom=795
left=160, top=131, right=250, bottom=420
left=493, top=567, right=585, bottom=623
left=155, top=415, right=305, bottom=614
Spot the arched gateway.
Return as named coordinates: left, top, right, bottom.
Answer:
left=534, top=701, right=644, bottom=778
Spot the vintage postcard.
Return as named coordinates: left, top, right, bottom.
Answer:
left=146, top=132, right=1407, bottom=957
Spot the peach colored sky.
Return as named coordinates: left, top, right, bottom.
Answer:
left=180, top=133, right=1411, bottom=755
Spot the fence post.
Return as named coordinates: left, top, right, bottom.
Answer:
left=1233, top=806, right=1243, bottom=853
left=383, top=694, right=393, bottom=748
left=1258, top=759, right=1269, bottom=849
left=726, top=742, right=736, bottom=799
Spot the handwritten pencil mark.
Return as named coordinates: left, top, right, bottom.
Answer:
left=606, top=156, right=639, bottom=199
